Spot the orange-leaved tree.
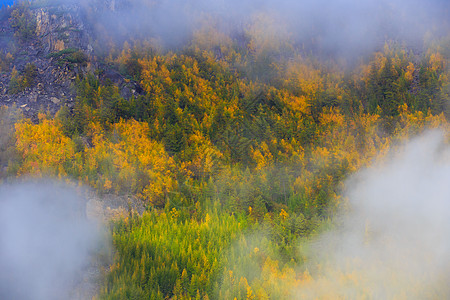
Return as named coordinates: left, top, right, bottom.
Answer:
left=15, top=114, right=81, bottom=177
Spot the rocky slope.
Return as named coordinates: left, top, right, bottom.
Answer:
left=0, top=3, right=88, bottom=120
left=0, top=1, right=140, bottom=122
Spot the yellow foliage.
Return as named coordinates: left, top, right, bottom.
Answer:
left=429, top=52, right=445, bottom=72
left=246, top=285, right=256, bottom=300
left=251, top=142, right=273, bottom=171
left=105, top=119, right=177, bottom=204
left=15, top=118, right=79, bottom=177
left=15, top=118, right=178, bottom=205
left=320, top=107, right=345, bottom=127
left=405, top=62, right=415, bottom=82
left=183, top=130, right=224, bottom=179
left=104, top=178, right=112, bottom=190
left=279, top=209, right=289, bottom=221
left=283, top=55, right=323, bottom=98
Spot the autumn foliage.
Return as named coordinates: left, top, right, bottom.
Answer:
left=5, top=12, right=450, bottom=299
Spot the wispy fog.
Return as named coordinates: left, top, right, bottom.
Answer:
left=0, top=180, right=100, bottom=300
left=297, top=130, right=450, bottom=298
left=48, top=0, right=450, bottom=56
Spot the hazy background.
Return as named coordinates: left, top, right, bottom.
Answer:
left=3, top=0, right=447, bottom=60
left=76, top=0, right=450, bottom=58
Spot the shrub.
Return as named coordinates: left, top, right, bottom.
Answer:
left=9, top=1, right=36, bottom=42
left=8, top=66, right=22, bottom=94
left=8, top=63, right=37, bottom=94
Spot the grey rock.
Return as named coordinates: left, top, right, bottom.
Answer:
left=50, top=97, right=61, bottom=104
left=29, top=94, right=38, bottom=103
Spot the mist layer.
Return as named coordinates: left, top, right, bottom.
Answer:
left=0, top=181, right=100, bottom=300
left=78, top=0, right=450, bottom=56
left=297, top=130, right=450, bottom=298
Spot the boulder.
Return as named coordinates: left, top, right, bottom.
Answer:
left=50, top=97, right=60, bottom=104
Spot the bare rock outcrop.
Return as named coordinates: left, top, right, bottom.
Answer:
left=0, top=2, right=93, bottom=121
left=0, top=1, right=143, bottom=122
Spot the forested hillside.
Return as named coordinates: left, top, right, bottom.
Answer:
left=1, top=0, right=450, bottom=299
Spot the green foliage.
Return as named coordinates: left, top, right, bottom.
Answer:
left=97, top=200, right=324, bottom=299
left=0, top=105, right=21, bottom=179
left=0, top=52, right=13, bottom=73
left=66, top=50, right=88, bottom=65
left=99, top=208, right=245, bottom=299
left=8, top=66, right=21, bottom=94
left=8, top=63, right=37, bottom=94
left=9, top=1, right=36, bottom=42
left=23, top=62, right=37, bottom=87
left=47, top=48, right=88, bottom=70
left=47, top=48, right=79, bottom=58
left=25, top=34, right=450, bottom=214
left=8, top=19, right=450, bottom=300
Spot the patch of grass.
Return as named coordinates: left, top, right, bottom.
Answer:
left=47, top=48, right=88, bottom=70
left=46, top=48, right=78, bottom=59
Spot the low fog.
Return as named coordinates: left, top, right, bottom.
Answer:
left=52, top=0, right=450, bottom=57
left=0, top=181, right=101, bottom=300
left=297, top=130, right=450, bottom=298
